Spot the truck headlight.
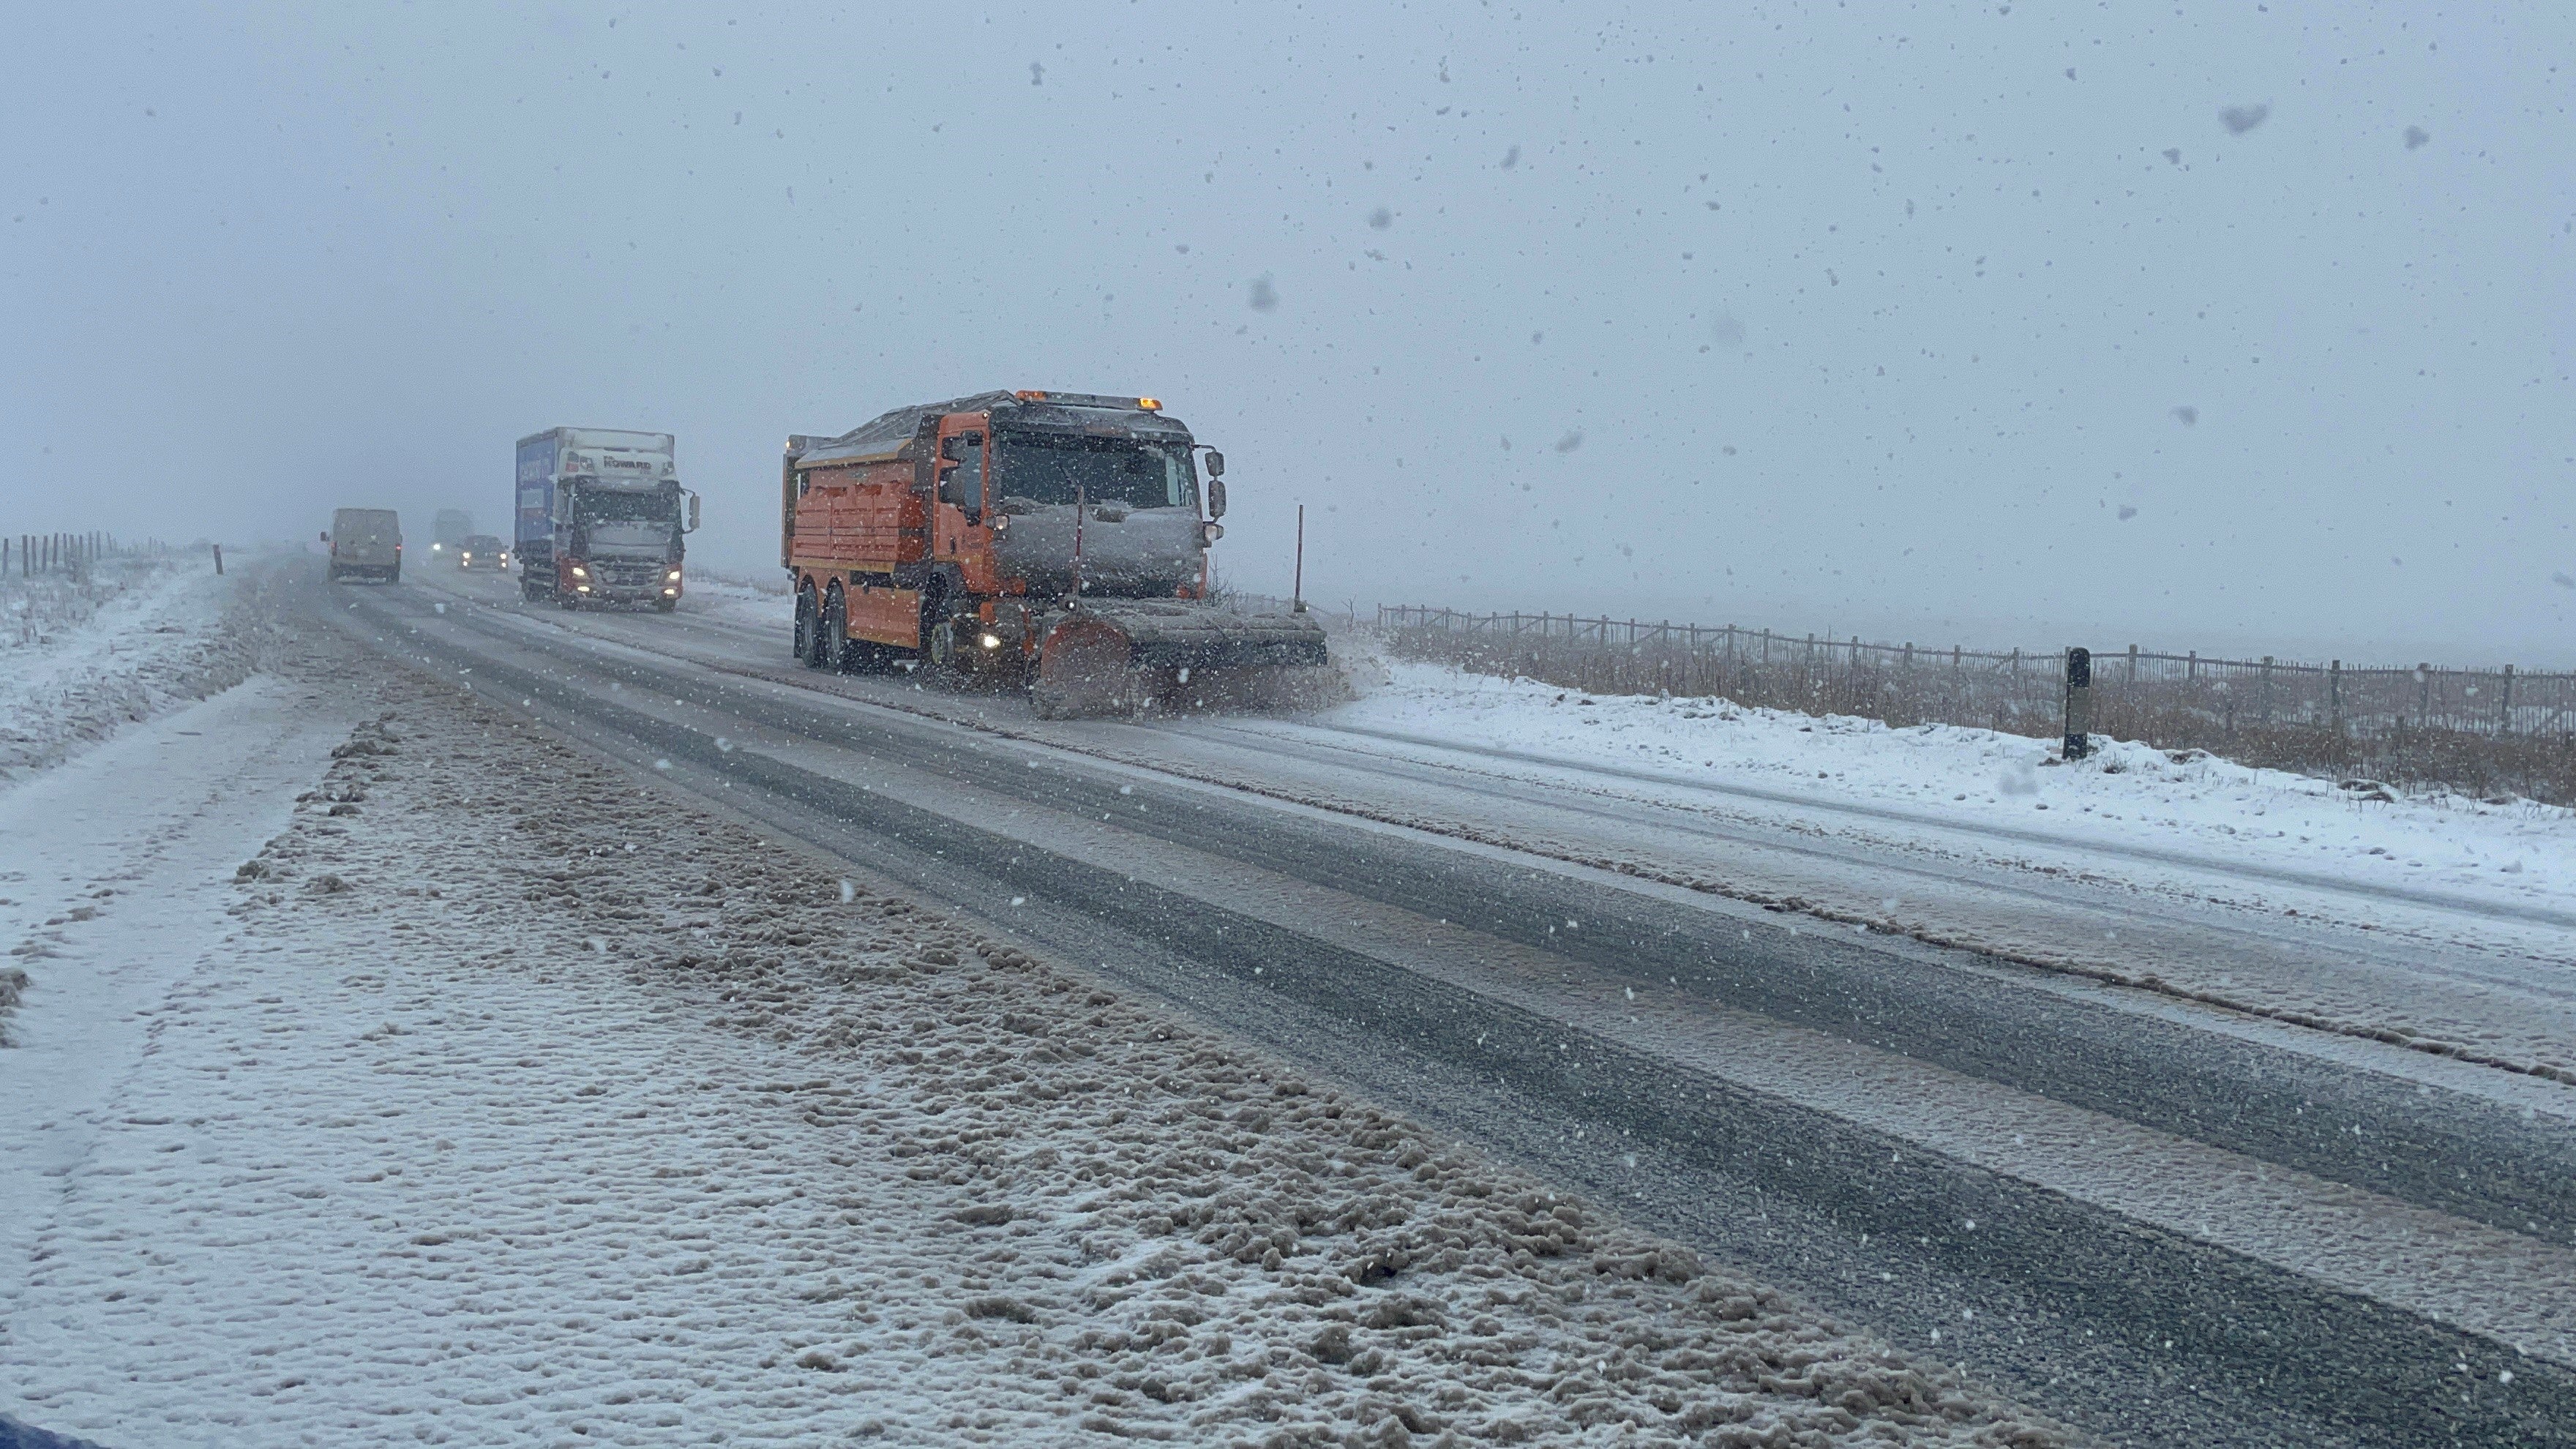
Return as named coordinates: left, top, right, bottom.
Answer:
left=571, top=565, right=587, bottom=578
left=667, top=569, right=681, bottom=581
left=1202, top=521, right=1225, bottom=544
left=978, top=632, right=1002, bottom=650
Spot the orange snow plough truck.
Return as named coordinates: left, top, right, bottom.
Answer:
left=782, top=390, right=1326, bottom=717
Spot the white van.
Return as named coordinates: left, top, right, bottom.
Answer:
left=326, top=509, right=402, bottom=583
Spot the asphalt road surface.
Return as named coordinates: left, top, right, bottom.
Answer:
left=310, top=564, right=2576, bottom=1447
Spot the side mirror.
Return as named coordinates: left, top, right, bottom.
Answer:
left=1207, top=479, right=1228, bottom=519
left=318, top=531, right=330, bottom=543
left=1204, top=449, right=1225, bottom=478
left=687, top=493, right=701, bottom=533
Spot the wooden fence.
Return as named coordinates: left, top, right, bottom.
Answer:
left=4, top=533, right=180, bottom=578
left=1376, top=607, right=2576, bottom=805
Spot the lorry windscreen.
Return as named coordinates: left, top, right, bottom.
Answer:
left=995, top=432, right=1197, bottom=511
left=573, top=490, right=677, bottom=522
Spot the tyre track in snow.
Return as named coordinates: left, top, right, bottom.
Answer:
left=324, top=577, right=2576, bottom=1447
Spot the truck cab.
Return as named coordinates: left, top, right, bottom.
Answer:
left=515, top=428, right=700, bottom=611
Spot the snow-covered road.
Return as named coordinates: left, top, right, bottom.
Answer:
left=326, top=564, right=2576, bottom=1446
left=4, top=612, right=2068, bottom=1448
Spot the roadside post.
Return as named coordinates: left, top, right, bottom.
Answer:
left=2063, top=647, right=2094, bottom=760
left=1292, top=503, right=1306, bottom=614
left=212, top=543, right=224, bottom=575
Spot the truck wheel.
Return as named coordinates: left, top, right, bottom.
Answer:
left=823, top=588, right=851, bottom=673
left=653, top=598, right=677, bottom=613
left=327, top=566, right=343, bottom=584
left=793, top=586, right=818, bottom=664
left=389, top=567, right=400, bottom=584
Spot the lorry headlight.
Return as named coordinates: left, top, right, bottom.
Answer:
left=1202, top=521, right=1225, bottom=544
left=577, top=585, right=591, bottom=593
left=978, top=632, right=1002, bottom=650
left=571, top=566, right=587, bottom=578
left=663, top=588, right=678, bottom=596
left=667, top=569, right=681, bottom=581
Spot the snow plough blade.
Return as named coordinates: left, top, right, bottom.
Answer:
left=1033, top=601, right=1329, bottom=719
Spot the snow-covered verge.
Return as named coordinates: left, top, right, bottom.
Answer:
left=1324, top=656, right=2576, bottom=922
left=0, top=556, right=265, bottom=782
left=4, top=650, right=2067, bottom=1447
left=679, top=566, right=793, bottom=632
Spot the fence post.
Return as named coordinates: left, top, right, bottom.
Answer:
left=212, top=542, right=225, bottom=576
left=2261, top=656, right=2274, bottom=723
left=2329, top=660, right=2341, bottom=731
left=2418, top=664, right=2432, bottom=727
left=2064, top=648, right=2094, bottom=759
left=2501, top=664, right=2514, bottom=735
left=2127, top=644, right=2138, bottom=684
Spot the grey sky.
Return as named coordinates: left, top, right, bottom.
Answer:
left=4, top=3, right=2570, bottom=662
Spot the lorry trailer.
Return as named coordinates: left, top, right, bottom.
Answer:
left=514, top=427, right=700, bottom=610
left=781, top=389, right=1326, bottom=716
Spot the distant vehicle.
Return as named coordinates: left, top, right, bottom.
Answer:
left=323, top=508, right=402, bottom=584
left=456, top=534, right=508, bottom=571
left=514, top=428, right=699, bottom=611
left=430, top=509, right=474, bottom=557
left=782, top=389, right=1323, bottom=716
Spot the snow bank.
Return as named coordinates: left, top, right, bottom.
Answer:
left=678, top=567, right=793, bottom=632
left=4, top=650, right=2067, bottom=1446
left=1327, top=659, right=2576, bottom=919
left=0, top=556, right=261, bottom=780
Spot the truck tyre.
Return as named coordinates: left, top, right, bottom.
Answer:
left=823, top=587, right=851, bottom=673
left=653, top=598, right=677, bottom=613
left=389, top=567, right=400, bottom=584
left=326, top=566, right=344, bottom=584
left=793, top=586, right=817, bottom=664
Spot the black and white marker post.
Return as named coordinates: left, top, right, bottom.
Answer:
left=2062, top=646, right=2094, bottom=760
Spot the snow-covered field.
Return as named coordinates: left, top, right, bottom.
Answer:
left=1327, top=657, right=2576, bottom=922
left=0, top=556, right=261, bottom=782
left=2, top=624, right=2066, bottom=1445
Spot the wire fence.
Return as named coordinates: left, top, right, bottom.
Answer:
left=1376, top=607, right=2576, bottom=806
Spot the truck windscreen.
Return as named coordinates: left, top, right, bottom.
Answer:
left=574, top=490, right=677, bottom=522
left=995, top=433, right=1197, bottom=511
